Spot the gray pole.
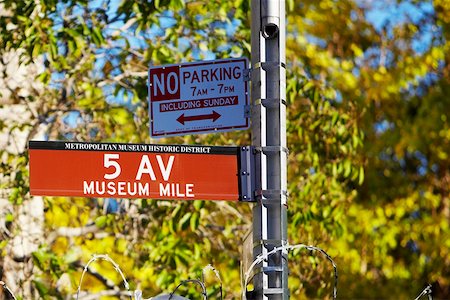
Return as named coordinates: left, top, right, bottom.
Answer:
left=250, top=0, right=288, bottom=299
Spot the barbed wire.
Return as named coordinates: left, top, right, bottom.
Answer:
left=0, top=280, right=18, bottom=300
left=242, top=243, right=338, bottom=300
left=76, top=254, right=132, bottom=300
left=169, top=279, right=207, bottom=300
left=414, top=284, right=433, bottom=300
left=2, top=251, right=434, bottom=299
left=202, top=264, right=222, bottom=300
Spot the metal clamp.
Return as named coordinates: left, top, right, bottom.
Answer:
left=252, top=61, right=286, bottom=71
left=254, top=189, right=288, bottom=205
left=252, top=266, right=284, bottom=277
left=254, top=239, right=288, bottom=248
left=263, top=288, right=284, bottom=295
left=253, top=146, right=289, bottom=155
left=254, top=98, right=287, bottom=108
left=262, top=98, right=287, bottom=108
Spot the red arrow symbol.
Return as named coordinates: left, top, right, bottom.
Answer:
left=177, top=111, right=221, bottom=125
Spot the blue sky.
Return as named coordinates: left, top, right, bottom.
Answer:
left=364, top=1, right=435, bottom=53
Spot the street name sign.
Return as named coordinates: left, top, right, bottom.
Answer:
left=29, top=141, right=247, bottom=201
left=148, top=58, right=249, bottom=137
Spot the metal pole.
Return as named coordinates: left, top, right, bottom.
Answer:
left=251, top=0, right=288, bottom=299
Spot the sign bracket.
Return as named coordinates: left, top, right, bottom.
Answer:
left=244, top=105, right=251, bottom=118
left=239, top=146, right=256, bottom=202
left=244, top=68, right=252, bottom=81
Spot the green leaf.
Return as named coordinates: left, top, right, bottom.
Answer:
left=193, top=200, right=204, bottom=210
left=344, top=160, right=352, bottom=178
left=95, top=215, right=107, bottom=228
left=358, top=165, right=365, bottom=185
left=33, top=280, right=49, bottom=298
left=190, top=212, right=199, bottom=231
left=178, top=212, right=191, bottom=231
left=111, top=107, right=130, bottom=125
left=287, top=0, right=294, bottom=11
left=5, top=213, right=13, bottom=222
left=92, top=27, right=104, bottom=46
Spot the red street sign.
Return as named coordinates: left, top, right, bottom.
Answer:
left=149, top=58, right=249, bottom=137
left=29, top=141, right=242, bottom=201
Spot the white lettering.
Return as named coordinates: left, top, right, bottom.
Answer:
left=118, top=181, right=126, bottom=196
left=157, top=155, right=174, bottom=181
left=159, top=183, right=170, bottom=197
left=84, top=181, right=94, bottom=194
left=186, top=183, right=194, bottom=197
left=83, top=181, right=150, bottom=197
left=96, top=181, right=105, bottom=194
left=176, top=184, right=185, bottom=197
left=139, top=182, right=149, bottom=195
left=153, top=74, right=165, bottom=96
left=159, top=183, right=195, bottom=198
left=136, top=155, right=157, bottom=180
left=166, top=72, right=178, bottom=94
left=107, top=181, right=116, bottom=194
left=104, top=154, right=121, bottom=180
left=128, top=182, right=137, bottom=196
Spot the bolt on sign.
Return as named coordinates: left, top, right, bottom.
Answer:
left=148, top=58, right=249, bottom=137
left=29, top=141, right=245, bottom=201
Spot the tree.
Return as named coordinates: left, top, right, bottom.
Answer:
left=0, top=0, right=448, bottom=299
left=286, top=0, right=450, bottom=298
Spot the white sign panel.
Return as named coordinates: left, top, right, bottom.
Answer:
left=148, top=58, right=249, bottom=137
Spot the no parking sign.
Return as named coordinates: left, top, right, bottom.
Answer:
left=148, top=58, right=249, bottom=137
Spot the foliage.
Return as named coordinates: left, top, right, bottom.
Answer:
left=286, top=0, right=450, bottom=298
left=0, top=0, right=449, bottom=299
